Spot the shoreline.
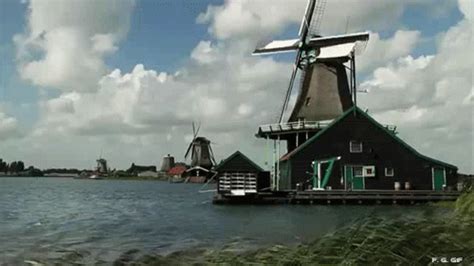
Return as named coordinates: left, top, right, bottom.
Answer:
left=0, top=175, right=174, bottom=181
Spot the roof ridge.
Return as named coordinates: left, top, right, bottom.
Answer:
left=216, top=150, right=264, bottom=172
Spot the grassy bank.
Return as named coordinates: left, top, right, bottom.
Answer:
left=117, top=189, right=474, bottom=265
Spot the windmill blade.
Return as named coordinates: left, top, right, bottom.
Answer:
left=307, top=31, right=369, bottom=49
left=298, top=0, right=312, bottom=36
left=209, top=144, right=217, bottom=166
left=192, top=122, right=196, bottom=136
left=195, top=122, right=201, bottom=138
left=278, top=49, right=302, bottom=123
left=252, top=39, right=300, bottom=55
left=308, top=0, right=327, bottom=37
left=317, top=42, right=358, bottom=60
left=184, top=142, right=193, bottom=159
left=298, top=0, right=317, bottom=42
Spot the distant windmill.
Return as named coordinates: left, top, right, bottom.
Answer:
left=253, top=0, right=369, bottom=123
left=184, top=122, right=217, bottom=170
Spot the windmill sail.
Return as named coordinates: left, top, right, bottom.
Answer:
left=307, top=31, right=369, bottom=49
left=251, top=0, right=369, bottom=123
left=253, top=39, right=300, bottom=55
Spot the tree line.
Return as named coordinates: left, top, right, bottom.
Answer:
left=0, top=159, right=25, bottom=173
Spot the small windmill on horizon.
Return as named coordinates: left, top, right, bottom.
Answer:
left=184, top=122, right=217, bottom=170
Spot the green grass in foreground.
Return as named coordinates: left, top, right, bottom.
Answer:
left=117, top=189, right=474, bottom=265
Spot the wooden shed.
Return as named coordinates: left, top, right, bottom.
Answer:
left=215, top=151, right=270, bottom=196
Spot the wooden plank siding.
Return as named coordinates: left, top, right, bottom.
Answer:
left=215, top=151, right=270, bottom=193
left=282, top=107, right=458, bottom=191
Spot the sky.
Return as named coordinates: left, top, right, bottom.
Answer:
left=0, top=0, right=472, bottom=173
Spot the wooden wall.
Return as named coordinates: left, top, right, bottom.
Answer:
left=284, top=111, right=457, bottom=190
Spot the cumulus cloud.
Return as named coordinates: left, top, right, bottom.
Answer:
left=359, top=2, right=473, bottom=172
left=34, top=57, right=289, bottom=138
left=357, top=30, right=421, bottom=73
left=0, top=111, right=20, bottom=141
left=197, top=0, right=306, bottom=40
left=458, top=0, right=472, bottom=20
left=9, top=0, right=472, bottom=173
left=198, top=0, right=456, bottom=41
left=14, top=0, right=135, bottom=92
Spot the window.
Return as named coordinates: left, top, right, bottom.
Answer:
left=350, top=141, right=363, bottom=153
left=353, top=166, right=363, bottom=177
left=305, top=97, right=311, bottom=106
left=363, top=166, right=376, bottom=177
left=385, top=167, right=394, bottom=177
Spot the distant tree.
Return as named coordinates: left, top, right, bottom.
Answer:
left=9, top=161, right=17, bottom=173
left=0, top=159, right=6, bottom=172
left=17, top=161, right=25, bottom=172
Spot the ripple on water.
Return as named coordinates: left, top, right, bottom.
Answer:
left=0, top=177, right=439, bottom=264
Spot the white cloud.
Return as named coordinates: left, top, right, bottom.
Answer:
left=458, top=0, right=473, bottom=20
left=191, top=41, right=219, bottom=64
left=14, top=0, right=135, bottom=92
left=358, top=30, right=421, bottom=73
left=0, top=112, right=19, bottom=141
left=359, top=4, right=473, bottom=172
left=197, top=0, right=306, bottom=40
left=8, top=0, right=471, bottom=173
left=198, top=0, right=456, bottom=41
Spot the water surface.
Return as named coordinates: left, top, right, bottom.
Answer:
left=0, top=177, right=435, bottom=264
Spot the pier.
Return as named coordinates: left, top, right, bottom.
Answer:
left=213, top=190, right=462, bottom=205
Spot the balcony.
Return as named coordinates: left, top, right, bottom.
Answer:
left=256, top=120, right=397, bottom=138
left=257, top=120, right=332, bottom=137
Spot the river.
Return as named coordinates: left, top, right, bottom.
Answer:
left=0, top=177, right=434, bottom=264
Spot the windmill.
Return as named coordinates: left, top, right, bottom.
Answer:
left=253, top=0, right=369, bottom=123
left=184, top=122, right=217, bottom=170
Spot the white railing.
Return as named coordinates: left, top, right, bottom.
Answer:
left=219, top=172, right=257, bottom=195
left=384, top=125, right=397, bottom=133
left=258, top=120, right=333, bottom=133
left=258, top=121, right=397, bottom=134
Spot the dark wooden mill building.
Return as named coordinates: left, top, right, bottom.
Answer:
left=277, top=106, right=458, bottom=191
left=213, top=0, right=461, bottom=204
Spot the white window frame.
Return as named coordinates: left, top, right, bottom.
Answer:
left=350, top=140, right=363, bottom=153
left=363, top=166, right=376, bottom=177
left=385, top=167, right=394, bottom=177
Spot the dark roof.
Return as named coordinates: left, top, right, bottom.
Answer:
left=126, top=164, right=157, bottom=173
left=281, top=106, right=457, bottom=169
left=215, top=151, right=264, bottom=172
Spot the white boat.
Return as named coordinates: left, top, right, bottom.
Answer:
left=89, top=174, right=103, bottom=180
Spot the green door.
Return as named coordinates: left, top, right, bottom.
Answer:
left=344, top=166, right=364, bottom=190
left=433, top=167, right=446, bottom=191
